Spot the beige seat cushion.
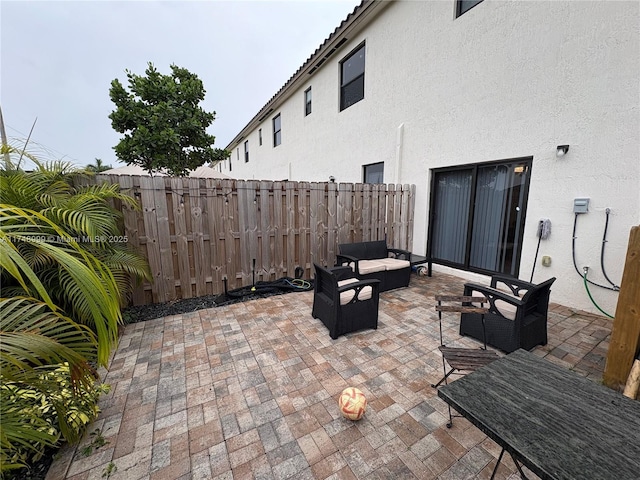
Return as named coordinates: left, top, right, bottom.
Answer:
left=470, top=289, right=518, bottom=321
left=338, top=278, right=373, bottom=305
left=355, top=259, right=387, bottom=274
left=377, top=258, right=410, bottom=271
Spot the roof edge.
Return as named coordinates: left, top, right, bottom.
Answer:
left=225, top=0, right=389, bottom=150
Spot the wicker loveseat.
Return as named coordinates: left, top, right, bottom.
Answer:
left=336, top=240, right=411, bottom=292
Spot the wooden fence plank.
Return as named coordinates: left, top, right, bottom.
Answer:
left=222, top=179, right=237, bottom=288
left=399, top=184, right=410, bottom=250
left=247, top=180, right=260, bottom=282
left=327, top=182, right=337, bottom=266
left=407, top=184, right=416, bottom=250
left=362, top=183, right=371, bottom=241
left=393, top=184, right=403, bottom=248
left=298, top=182, right=310, bottom=275
left=139, top=176, right=164, bottom=303
left=386, top=184, right=396, bottom=246
left=259, top=181, right=273, bottom=280
left=154, top=177, right=175, bottom=300
left=286, top=181, right=296, bottom=277
left=337, top=183, right=353, bottom=246
left=309, top=183, right=320, bottom=269
left=604, top=226, right=640, bottom=389
left=371, top=185, right=380, bottom=241
left=205, top=178, right=222, bottom=295
left=188, top=178, right=207, bottom=296
left=354, top=183, right=363, bottom=243
left=273, top=182, right=285, bottom=278
left=172, top=177, right=192, bottom=298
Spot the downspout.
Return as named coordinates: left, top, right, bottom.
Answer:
left=394, top=123, right=404, bottom=184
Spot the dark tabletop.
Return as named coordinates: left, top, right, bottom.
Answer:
left=438, top=349, right=640, bottom=480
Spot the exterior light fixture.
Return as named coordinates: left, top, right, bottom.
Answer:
left=556, top=145, right=570, bottom=157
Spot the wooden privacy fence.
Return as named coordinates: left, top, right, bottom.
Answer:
left=95, top=175, right=416, bottom=306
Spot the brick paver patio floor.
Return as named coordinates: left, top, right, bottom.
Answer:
left=48, top=273, right=613, bottom=479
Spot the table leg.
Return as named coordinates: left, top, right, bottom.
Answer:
left=511, top=454, right=531, bottom=480
left=489, top=448, right=505, bottom=480
left=490, top=447, right=531, bottom=480
left=431, top=367, right=455, bottom=388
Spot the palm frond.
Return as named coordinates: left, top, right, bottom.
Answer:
left=0, top=205, right=121, bottom=366
left=41, top=202, right=119, bottom=239
left=0, top=297, right=97, bottom=379
left=76, top=182, right=139, bottom=210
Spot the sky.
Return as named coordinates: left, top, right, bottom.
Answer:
left=1, top=0, right=361, bottom=168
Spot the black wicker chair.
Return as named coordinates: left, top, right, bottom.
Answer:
left=460, top=275, right=556, bottom=353
left=311, top=264, right=380, bottom=339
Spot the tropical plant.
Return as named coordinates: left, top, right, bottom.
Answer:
left=0, top=146, right=150, bottom=473
left=0, top=154, right=151, bottom=315
left=85, top=158, right=112, bottom=173
left=1, top=360, right=110, bottom=470
left=109, top=62, right=228, bottom=176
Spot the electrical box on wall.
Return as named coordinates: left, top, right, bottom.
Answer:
left=573, top=198, right=590, bottom=214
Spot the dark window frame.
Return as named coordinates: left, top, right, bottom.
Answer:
left=363, top=161, right=384, bottom=184
left=456, top=0, right=483, bottom=18
left=304, top=87, right=312, bottom=116
left=427, top=157, right=533, bottom=278
left=244, top=140, right=249, bottom=163
left=259, top=128, right=262, bottom=146
left=339, top=42, right=365, bottom=111
left=272, top=114, right=281, bottom=147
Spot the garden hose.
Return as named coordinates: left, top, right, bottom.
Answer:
left=572, top=213, right=617, bottom=291
left=583, top=269, right=614, bottom=319
left=600, top=208, right=620, bottom=290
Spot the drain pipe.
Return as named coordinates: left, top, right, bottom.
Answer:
left=394, top=123, right=404, bottom=184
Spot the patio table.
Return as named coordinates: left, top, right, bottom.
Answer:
left=438, top=349, right=640, bottom=480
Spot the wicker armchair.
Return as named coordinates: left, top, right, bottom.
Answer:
left=311, top=264, right=380, bottom=339
left=460, top=275, right=556, bottom=353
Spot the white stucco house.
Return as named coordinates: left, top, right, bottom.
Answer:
left=222, top=0, right=639, bottom=316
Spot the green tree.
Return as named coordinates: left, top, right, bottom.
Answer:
left=109, top=62, right=228, bottom=177
left=85, top=158, right=112, bottom=173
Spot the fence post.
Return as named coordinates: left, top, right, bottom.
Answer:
left=603, top=226, right=640, bottom=389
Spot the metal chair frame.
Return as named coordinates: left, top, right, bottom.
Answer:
left=431, top=295, right=500, bottom=427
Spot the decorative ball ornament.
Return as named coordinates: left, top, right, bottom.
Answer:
left=339, top=387, right=367, bottom=421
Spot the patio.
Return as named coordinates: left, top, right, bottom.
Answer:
left=48, top=272, right=612, bottom=480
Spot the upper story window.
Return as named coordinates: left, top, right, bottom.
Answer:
left=304, top=87, right=312, bottom=116
left=244, top=140, right=249, bottom=163
left=340, top=43, right=365, bottom=111
left=363, top=162, right=384, bottom=184
left=273, top=114, right=281, bottom=147
left=456, top=0, right=483, bottom=17
left=259, top=128, right=263, bottom=146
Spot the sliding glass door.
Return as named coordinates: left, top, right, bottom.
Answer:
left=428, top=158, right=532, bottom=277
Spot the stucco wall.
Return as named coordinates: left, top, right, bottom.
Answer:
left=224, top=0, right=640, bottom=315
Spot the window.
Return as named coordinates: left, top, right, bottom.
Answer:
left=273, top=114, right=281, bottom=147
left=456, top=0, right=483, bottom=17
left=428, top=158, right=532, bottom=277
left=244, top=140, right=249, bottom=163
left=259, top=128, right=262, bottom=146
left=304, top=87, right=312, bottom=116
left=363, top=162, right=384, bottom=184
left=340, top=43, right=365, bottom=111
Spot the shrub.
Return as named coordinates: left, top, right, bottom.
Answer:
left=0, top=365, right=110, bottom=472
